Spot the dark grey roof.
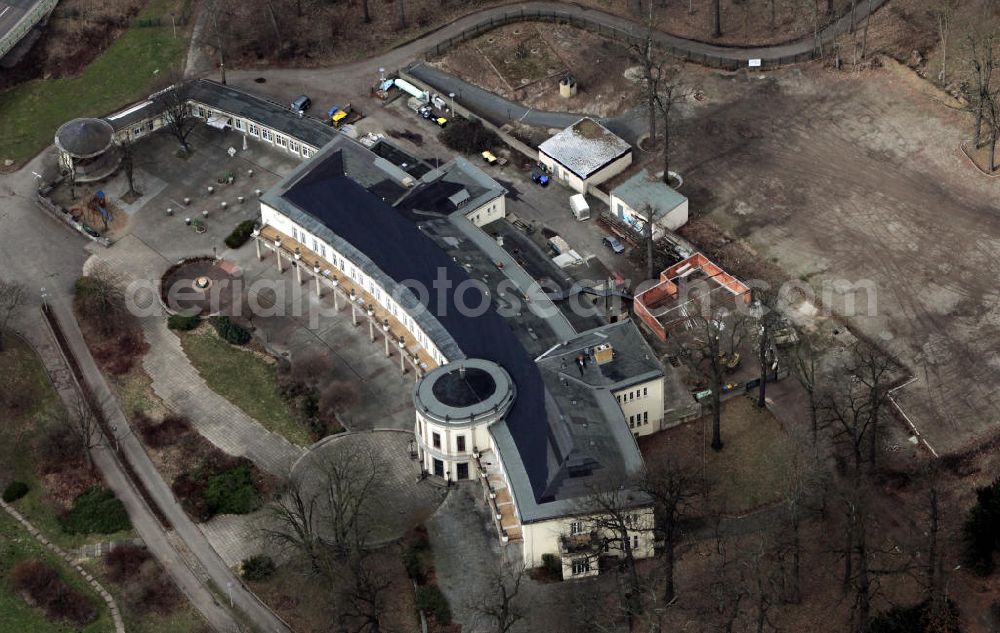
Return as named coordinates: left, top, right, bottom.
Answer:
left=370, top=140, right=432, bottom=178
left=262, top=133, right=658, bottom=520
left=535, top=320, right=665, bottom=391
left=395, top=156, right=506, bottom=220
left=422, top=215, right=656, bottom=517
left=104, top=80, right=337, bottom=150
left=55, top=118, right=115, bottom=158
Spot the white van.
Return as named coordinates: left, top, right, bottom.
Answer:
left=569, top=194, right=590, bottom=221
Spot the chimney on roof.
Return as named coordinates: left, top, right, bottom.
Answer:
left=593, top=344, right=614, bottom=365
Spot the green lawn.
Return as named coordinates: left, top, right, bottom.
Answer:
left=0, top=513, right=112, bottom=633
left=179, top=329, right=312, bottom=445
left=0, top=0, right=190, bottom=166
left=0, top=337, right=132, bottom=550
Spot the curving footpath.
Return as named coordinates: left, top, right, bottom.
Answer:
left=225, top=0, right=889, bottom=118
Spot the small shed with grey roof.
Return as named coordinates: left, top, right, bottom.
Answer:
left=538, top=117, right=632, bottom=194
left=610, top=168, right=689, bottom=237
left=54, top=118, right=121, bottom=182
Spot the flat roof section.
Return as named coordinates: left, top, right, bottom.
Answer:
left=104, top=80, right=337, bottom=150
left=416, top=359, right=515, bottom=425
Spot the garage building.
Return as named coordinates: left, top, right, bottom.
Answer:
left=537, top=117, right=632, bottom=194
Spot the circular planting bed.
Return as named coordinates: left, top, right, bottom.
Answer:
left=159, top=257, right=244, bottom=316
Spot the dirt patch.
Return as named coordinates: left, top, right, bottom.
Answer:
left=433, top=21, right=644, bottom=117
left=248, top=548, right=419, bottom=633
left=640, top=396, right=801, bottom=515
left=48, top=182, right=130, bottom=240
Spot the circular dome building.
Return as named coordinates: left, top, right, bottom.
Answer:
left=413, top=359, right=515, bottom=482
left=54, top=118, right=121, bottom=182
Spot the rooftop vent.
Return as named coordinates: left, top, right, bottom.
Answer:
left=448, top=188, right=471, bottom=207
left=593, top=343, right=614, bottom=365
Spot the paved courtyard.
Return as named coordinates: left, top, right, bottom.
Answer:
left=426, top=484, right=506, bottom=633
left=86, top=123, right=423, bottom=480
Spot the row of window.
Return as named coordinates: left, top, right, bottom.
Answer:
left=570, top=513, right=640, bottom=536
left=431, top=458, right=470, bottom=481
left=616, top=386, right=649, bottom=404
left=191, top=104, right=314, bottom=159
left=628, top=411, right=650, bottom=429
left=273, top=213, right=444, bottom=364
left=431, top=430, right=467, bottom=453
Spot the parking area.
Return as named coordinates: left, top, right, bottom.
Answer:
left=359, top=98, right=647, bottom=286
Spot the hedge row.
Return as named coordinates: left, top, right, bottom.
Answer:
left=167, top=314, right=201, bottom=331
left=211, top=316, right=251, bottom=345
left=224, top=220, right=257, bottom=249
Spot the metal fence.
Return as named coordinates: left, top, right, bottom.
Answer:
left=0, top=0, right=58, bottom=60
left=424, top=2, right=889, bottom=70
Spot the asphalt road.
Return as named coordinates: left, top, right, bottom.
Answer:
left=0, top=0, right=40, bottom=53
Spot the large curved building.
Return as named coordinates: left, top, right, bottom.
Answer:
left=256, top=132, right=670, bottom=576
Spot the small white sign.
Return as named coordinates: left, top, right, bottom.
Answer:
left=748, top=59, right=762, bottom=67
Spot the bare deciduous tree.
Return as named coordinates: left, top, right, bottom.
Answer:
left=162, top=87, right=197, bottom=155
left=117, top=132, right=139, bottom=198
left=967, top=34, right=997, bottom=150
left=859, top=0, right=874, bottom=61
left=630, top=2, right=665, bottom=149
left=0, top=278, right=27, bottom=351
left=643, top=458, right=698, bottom=604
left=847, top=342, right=892, bottom=466
left=49, top=396, right=103, bottom=467
left=789, top=332, right=821, bottom=447
left=468, top=562, right=526, bottom=633
left=822, top=377, right=873, bottom=471
left=578, top=482, right=649, bottom=626
left=655, top=79, right=689, bottom=189
left=689, top=311, right=743, bottom=452
left=289, top=351, right=333, bottom=387
left=200, top=0, right=235, bottom=85
left=340, top=551, right=392, bottom=633
left=317, top=447, right=385, bottom=555
left=262, top=480, right=327, bottom=574
left=749, top=288, right=781, bottom=409
left=933, top=0, right=958, bottom=84
left=968, top=33, right=1000, bottom=171
left=74, top=265, right=127, bottom=338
